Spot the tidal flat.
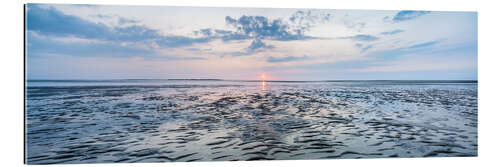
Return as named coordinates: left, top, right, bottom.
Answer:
left=25, top=80, right=477, bottom=164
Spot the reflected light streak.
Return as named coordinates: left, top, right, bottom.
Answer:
left=260, top=73, right=267, bottom=91
left=261, top=80, right=266, bottom=91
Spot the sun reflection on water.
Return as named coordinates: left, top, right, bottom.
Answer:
left=261, top=80, right=266, bottom=91
left=260, top=73, right=267, bottom=91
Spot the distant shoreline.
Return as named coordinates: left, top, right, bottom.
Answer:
left=26, top=79, right=478, bottom=83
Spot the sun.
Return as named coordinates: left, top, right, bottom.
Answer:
left=260, top=73, right=272, bottom=81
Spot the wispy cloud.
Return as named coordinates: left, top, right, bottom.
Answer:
left=267, top=56, right=308, bottom=63
left=408, top=41, right=439, bottom=49
left=225, top=15, right=307, bottom=41
left=225, top=10, right=332, bottom=41
left=229, top=41, right=274, bottom=57
left=339, top=34, right=379, bottom=41
left=393, top=10, right=430, bottom=22
left=247, top=39, right=274, bottom=51
left=344, top=22, right=366, bottom=32
left=26, top=5, right=216, bottom=49
left=222, top=11, right=333, bottom=55
left=118, top=17, right=139, bottom=24
left=27, top=31, right=207, bottom=60
left=27, top=31, right=153, bottom=58
left=380, top=29, right=404, bottom=35
left=192, top=28, right=249, bottom=41
left=27, top=5, right=112, bottom=40
left=361, top=45, right=373, bottom=53
left=289, top=10, right=333, bottom=34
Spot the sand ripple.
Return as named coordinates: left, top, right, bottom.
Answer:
left=26, top=82, right=477, bottom=164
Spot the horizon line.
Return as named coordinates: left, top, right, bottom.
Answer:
left=26, top=78, right=478, bottom=82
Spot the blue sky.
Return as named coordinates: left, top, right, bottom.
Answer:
left=25, top=4, right=477, bottom=80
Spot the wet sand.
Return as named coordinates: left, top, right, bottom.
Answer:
left=25, top=81, right=477, bottom=164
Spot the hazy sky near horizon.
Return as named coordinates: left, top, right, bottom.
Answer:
left=25, top=4, right=477, bottom=80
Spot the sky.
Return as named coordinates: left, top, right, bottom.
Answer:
left=25, top=4, right=477, bottom=80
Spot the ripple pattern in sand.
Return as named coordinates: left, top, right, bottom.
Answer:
left=26, top=82, right=477, bottom=164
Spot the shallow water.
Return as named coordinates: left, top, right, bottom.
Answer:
left=25, top=80, right=477, bottom=164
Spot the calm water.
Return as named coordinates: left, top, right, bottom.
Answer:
left=25, top=80, right=478, bottom=164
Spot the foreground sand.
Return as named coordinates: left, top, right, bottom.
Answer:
left=26, top=81, right=477, bottom=164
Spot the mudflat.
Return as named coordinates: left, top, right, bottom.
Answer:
left=25, top=80, right=477, bottom=164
